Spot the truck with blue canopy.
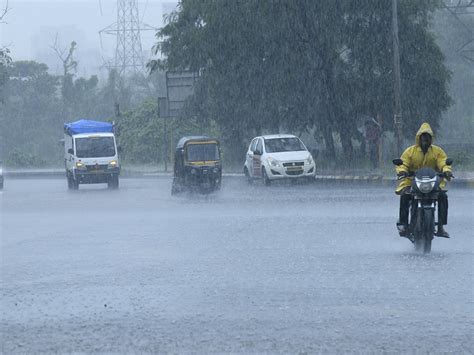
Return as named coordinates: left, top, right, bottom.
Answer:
left=64, top=119, right=120, bottom=189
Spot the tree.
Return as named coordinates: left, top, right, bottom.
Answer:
left=0, top=0, right=8, bottom=21
left=151, top=0, right=452, bottom=165
left=0, top=0, right=11, bottom=90
left=0, top=61, right=62, bottom=165
left=433, top=7, right=474, bottom=143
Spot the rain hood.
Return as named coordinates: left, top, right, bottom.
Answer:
left=415, top=122, right=434, bottom=145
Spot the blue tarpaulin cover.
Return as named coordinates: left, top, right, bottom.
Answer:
left=64, top=119, right=113, bottom=135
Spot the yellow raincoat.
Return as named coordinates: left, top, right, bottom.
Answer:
left=395, top=122, right=452, bottom=194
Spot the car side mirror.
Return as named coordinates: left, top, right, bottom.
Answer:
left=67, top=148, right=74, bottom=155
left=392, top=158, right=403, bottom=166
left=117, top=146, right=123, bottom=154
left=445, top=158, right=453, bottom=166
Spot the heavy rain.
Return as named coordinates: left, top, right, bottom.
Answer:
left=1, top=0, right=473, bottom=353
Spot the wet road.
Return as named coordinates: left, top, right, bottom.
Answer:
left=1, top=178, right=473, bottom=353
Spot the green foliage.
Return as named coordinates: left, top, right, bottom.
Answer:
left=4, top=148, right=47, bottom=167
left=0, top=61, right=64, bottom=165
left=432, top=9, right=474, bottom=143
left=0, top=47, right=11, bottom=89
left=115, top=100, right=162, bottom=164
left=0, top=47, right=11, bottom=66
left=152, top=0, right=452, bottom=165
left=115, top=98, right=222, bottom=166
left=0, top=55, right=169, bottom=166
left=0, top=60, right=118, bottom=166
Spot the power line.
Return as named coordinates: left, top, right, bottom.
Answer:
left=443, top=0, right=474, bottom=62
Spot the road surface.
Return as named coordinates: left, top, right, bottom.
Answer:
left=1, top=178, right=473, bottom=352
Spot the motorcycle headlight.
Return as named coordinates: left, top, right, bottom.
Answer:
left=267, top=157, right=280, bottom=167
left=306, top=155, right=313, bottom=165
left=416, top=181, right=435, bottom=193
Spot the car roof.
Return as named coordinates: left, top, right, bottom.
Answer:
left=259, top=134, right=297, bottom=140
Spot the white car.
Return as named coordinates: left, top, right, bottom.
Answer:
left=243, top=134, right=316, bottom=185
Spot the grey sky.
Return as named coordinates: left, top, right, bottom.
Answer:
left=0, top=0, right=177, bottom=76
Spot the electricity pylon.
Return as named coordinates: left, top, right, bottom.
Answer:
left=100, top=0, right=155, bottom=76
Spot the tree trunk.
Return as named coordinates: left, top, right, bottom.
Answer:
left=322, top=121, right=336, bottom=161
left=338, top=122, right=354, bottom=165
left=322, top=56, right=353, bottom=163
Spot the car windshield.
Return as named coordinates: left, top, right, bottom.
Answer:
left=75, top=137, right=116, bottom=158
left=186, top=143, right=219, bottom=161
left=264, top=137, right=306, bottom=153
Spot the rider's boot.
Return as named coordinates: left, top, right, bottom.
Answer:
left=436, top=225, right=450, bottom=238
left=397, top=223, right=408, bottom=237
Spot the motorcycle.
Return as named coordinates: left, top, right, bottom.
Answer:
left=393, top=158, right=453, bottom=254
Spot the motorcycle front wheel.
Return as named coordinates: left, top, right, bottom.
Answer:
left=414, top=208, right=433, bottom=254
left=422, top=208, right=434, bottom=254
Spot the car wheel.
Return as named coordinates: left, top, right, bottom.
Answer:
left=262, top=168, right=271, bottom=186
left=244, top=167, right=252, bottom=184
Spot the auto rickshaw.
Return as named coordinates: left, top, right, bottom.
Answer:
left=171, top=136, right=222, bottom=194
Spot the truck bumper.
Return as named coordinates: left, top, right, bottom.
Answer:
left=74, top=168, right=120, bottom=184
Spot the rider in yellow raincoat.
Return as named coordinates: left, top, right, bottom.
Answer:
left=396, top=122, right=452, bottom=238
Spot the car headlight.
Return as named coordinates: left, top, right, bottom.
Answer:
left=191, top=168, right=197, bottom=174
left=306, top=155, right=313, bottom=165
left=416, top=181, right=435, bottom=193
left=267, top=157, right=281, bottom=167
left=212, top=167, right=219, bottom=173
left=75, top=162, right=86, bottom=169
left=108, top=160, right=118, bottom=168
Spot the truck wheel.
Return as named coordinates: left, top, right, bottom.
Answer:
left=67, top=175, right=74, bottom=190
left=108, top=175, right=119, bottom=189
left=67, top=173, right=79, bottom=190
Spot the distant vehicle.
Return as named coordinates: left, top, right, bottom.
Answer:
left=172, top=136, right=222, bottom=194
left=64, top=119, right=120, bottom=190
left=243, top=134, right=316, bottom=185
left=0, top=161, right=3, bottom=189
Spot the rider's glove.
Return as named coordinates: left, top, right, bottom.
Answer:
left=444, top=171, right=453, bottom=180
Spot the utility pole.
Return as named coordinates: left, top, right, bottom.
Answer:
left=392, top=0, right=403, bottom=156
left=158, top=97, right=169, bottom=172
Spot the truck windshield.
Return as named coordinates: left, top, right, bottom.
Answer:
left=264, top=137, right=306, bottom=153
left=75, top=137, right=116, bottom=158
left=186, top=143, right=219, bottom=161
